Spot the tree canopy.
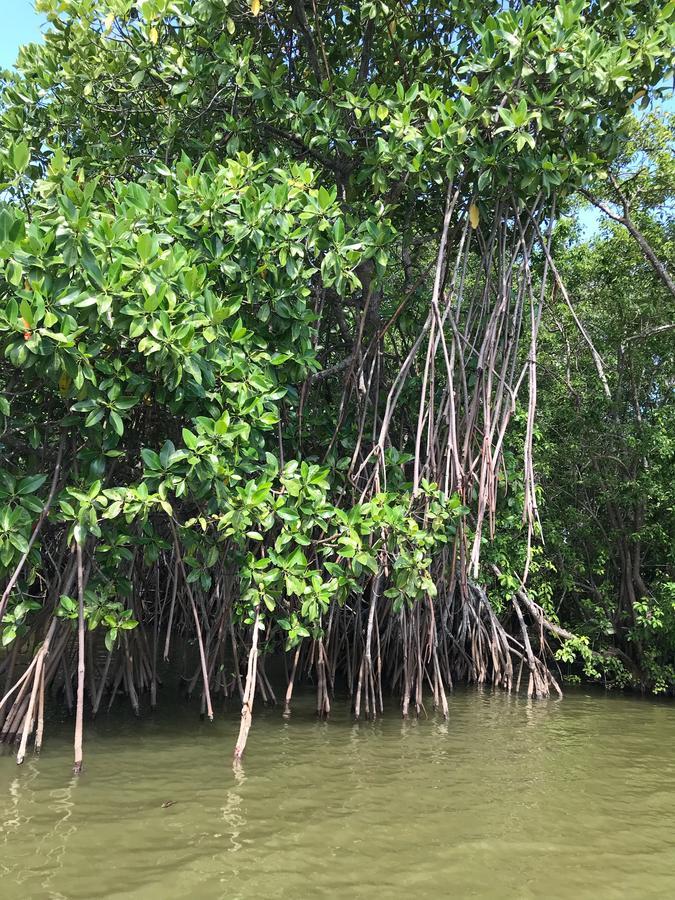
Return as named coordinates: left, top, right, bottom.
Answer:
left=0, top=0, right=673, bottom=769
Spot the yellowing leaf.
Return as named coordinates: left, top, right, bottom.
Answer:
left=103, top=13, right=115, bottom=33
left=630, top=89, right=646, bottom=105
left=227, top=17, right=236, bottom=34
left=387, top=19, right=396, bottom=37
left=250, top=0, right=261, bottom=16
left=58, top=373, right=72, bottom=396
left=469, top=203, right=480, bottom=229
left=149, top=26, right=159, bottom=45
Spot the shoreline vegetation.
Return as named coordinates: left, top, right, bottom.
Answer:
left=0, top=1, right=673, bottom=772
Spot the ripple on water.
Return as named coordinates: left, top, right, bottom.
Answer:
left=0, top=687, right=674, bottom=899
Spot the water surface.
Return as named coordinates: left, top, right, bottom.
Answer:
left=1, top=688, right=673, bottom=899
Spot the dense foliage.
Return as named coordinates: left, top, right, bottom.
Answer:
left=536, top=114, right=675, bottom=692
left=0, top=1, right=673, bottom=768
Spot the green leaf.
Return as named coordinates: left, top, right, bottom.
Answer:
left=141, top=448, right=162, bottom=470
left=0, top=210, right=14, bottom=244
left=318, top=186, right=333, bottom=211
left=16, top=474, right=47, bottom=495
left=85, top=409, right=105, bottom=428
left=231, top=319, right=247, bottom=342
left=19, top=299, right=33, bottom=328
left=5, top=260, right=23, bottom=286
left=11, top=141, right=30, bottom=173
left=182, top=428, right=198, bottom=450
left=59, top=595, right=77, bottom=613
left=109, top=410, right=124, bottom=435
left=137, top=232, right=158, bottom=263
left=81, top=245, right=103, bottom=286
left=2, top=626, right=17, bottom=647
left=105, top=628, right=117, bottom=651
left=8, top=532, right=29, bottom=553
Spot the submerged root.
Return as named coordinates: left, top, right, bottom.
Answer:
left=1, top=566, right=573, bottom=766
left=233, top=607, right=261, bottom=762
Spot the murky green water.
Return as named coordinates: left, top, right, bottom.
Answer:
left=0, top=688, right=673, bottom=899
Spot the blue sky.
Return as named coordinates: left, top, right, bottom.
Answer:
left=0, top=1, right=44, bottom=70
